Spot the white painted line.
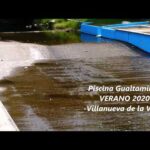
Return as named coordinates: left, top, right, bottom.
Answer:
left=0, top=101, right=19, bottom=131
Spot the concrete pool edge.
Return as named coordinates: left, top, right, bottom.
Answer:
left=80, top=21, right=150, bottom=53
left=0, top=101, right=19, bottom=131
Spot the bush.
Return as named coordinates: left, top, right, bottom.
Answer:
left=53, top=20, right=80, bottom=30
left=34, top=19, right=81, bottom=31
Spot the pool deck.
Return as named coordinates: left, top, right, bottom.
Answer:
left=0, top=101, right=19, bottom=131
left=116, top=26, right=150, bottom=35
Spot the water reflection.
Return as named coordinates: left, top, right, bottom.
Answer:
left=80, top=33, right=113, bottom=43
left=0, top=31, right=81, bottom=45
left=1, top=33, right=150, bottom=131
left=2, top=55, right=150, bottom=131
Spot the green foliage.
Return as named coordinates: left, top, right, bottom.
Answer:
left=53, top=20, right=80, bottom=30
left=34, top=19, right=81, bottom=30
left=34, top=19, right=148, bottom=31
left=42, top=31, right=80, bottom=44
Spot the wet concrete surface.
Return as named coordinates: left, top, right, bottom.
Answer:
left=0, top=35, right=150, bottom=131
